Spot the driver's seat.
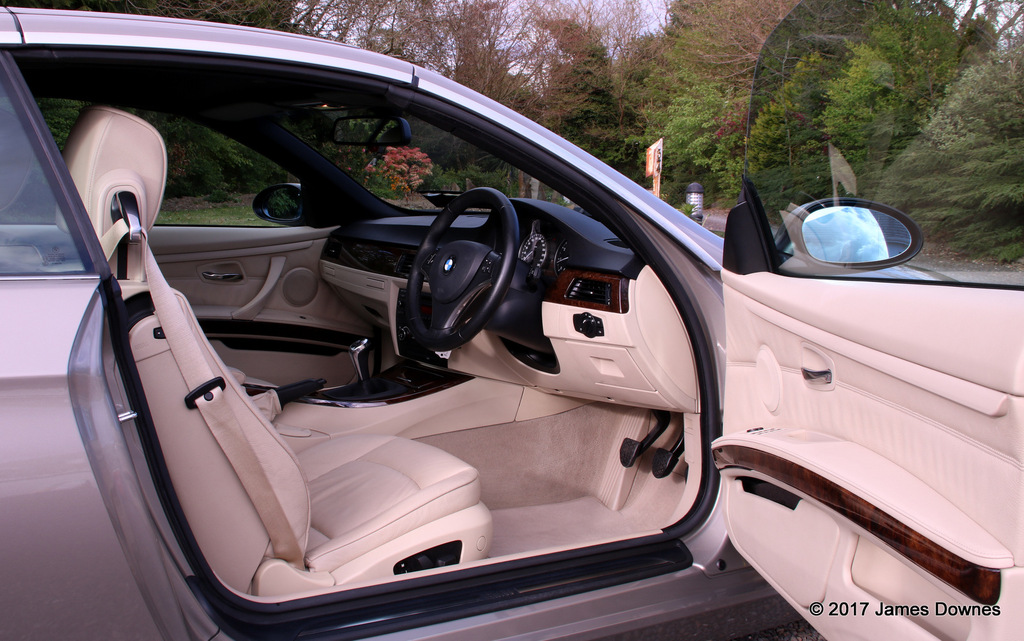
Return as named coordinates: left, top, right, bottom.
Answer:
left=65, top=106, right=492, bottom=595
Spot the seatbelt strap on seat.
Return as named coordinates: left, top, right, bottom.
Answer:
left=102, top=192, right=143, bottom=261
left=100, top=218, right=129, bottom=260
left=143, top=245, right=305, bottom=567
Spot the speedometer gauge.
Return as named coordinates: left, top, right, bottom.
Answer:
left=519, top=232, right=547, bottom=265
left=519, top=220, right=548, bottom=280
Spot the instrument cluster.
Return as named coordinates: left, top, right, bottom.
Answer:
left=517, top=218, right=569, bottom=280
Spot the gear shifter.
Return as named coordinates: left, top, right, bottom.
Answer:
left=324, top=337, right=408, bottom=402
left=349, top=338, right=372, bottom=382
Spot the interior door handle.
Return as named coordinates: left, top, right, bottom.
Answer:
left=802, top=368, right=833, bottom=385
left=202, top=271, right=243, bottom=282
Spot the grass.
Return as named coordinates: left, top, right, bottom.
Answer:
left=157, top=203, right=281, bottom=227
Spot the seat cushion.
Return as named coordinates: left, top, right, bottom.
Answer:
left=299, top=434, right=483, bottom=572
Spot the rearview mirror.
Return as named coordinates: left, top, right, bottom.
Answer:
left=778, top=198, right=923, bottom=275
left=333, top=116, right=411, bottom=147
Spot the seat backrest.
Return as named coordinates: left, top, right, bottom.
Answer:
left=63, top=106, right=312, bottom=591
left=63, top=105, right=166, bottom=281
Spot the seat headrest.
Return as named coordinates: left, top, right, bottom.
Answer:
left=63, top=106, right=167, bottom=238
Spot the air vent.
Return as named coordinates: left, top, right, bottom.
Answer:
left=323, top=239, right=342, bottom=259
left=395, top=253, right=414, bottom=276
left=566, top=278, right=611, bottom=306
left=604, top=238, right=628, bottom=248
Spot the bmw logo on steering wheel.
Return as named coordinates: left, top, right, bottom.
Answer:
left=443, top=256, right=456, bottom=273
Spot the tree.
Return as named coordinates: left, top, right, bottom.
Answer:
left=880, top=45, right=1024, bottom=262
left=643, top=0, right=797, bottom=205
left=364, top=146, right=434, bottom=197
left=17, top=0, right=293, bottom=28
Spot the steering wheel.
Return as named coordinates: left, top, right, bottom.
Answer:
left=405, top=187, right=519, bottom=353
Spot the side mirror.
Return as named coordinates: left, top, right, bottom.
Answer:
left=333, top=116, right=411, bottom=147
left=253, top=183, right=303, bottom=226
left=778, top=198, right=923, bottom=275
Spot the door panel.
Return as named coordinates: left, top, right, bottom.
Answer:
left=716, top=270, right=1024, bottom=640
left=149, top=225, right=373, bottom=386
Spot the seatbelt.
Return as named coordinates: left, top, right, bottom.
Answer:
left=143, top=245, right=305, bottom=567
left=99, top=218, right=129, bottom=260
left=101, top=192, right=143, bottom=261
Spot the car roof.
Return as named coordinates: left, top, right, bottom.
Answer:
left=5, top=6, right=415, bottom=83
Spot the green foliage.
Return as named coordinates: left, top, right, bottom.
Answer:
left=36, top=100, right=287, bottom=201
left=143, top=112, right=287, bottom=199
left=659, top=72, right=746, bottom=204
left=159, top=204, right=278, bottom=226
left=205, top=189, right=231, bottom=203
left=822, top=6, right=962, bottom=170
left=747, top=55, right=836, bottom=216
left=741, top=0, right=1023, bottom=262
left=537, top=20, right=655, bottom=183
left=821, top=45, right=897, bottom=166
left=36, top=98, right=87, bottom=148
left=427, top=165, right=517, bottom=197
left=879, top=46, right=1024, bottom=262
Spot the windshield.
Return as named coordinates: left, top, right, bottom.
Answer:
left=280, top=108, right=573, bottom=210
left=746, top=0, right=1024, bottom=280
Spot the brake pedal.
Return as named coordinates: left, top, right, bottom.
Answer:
left=651, top=429, right=686, bottom=478
left=619, top=410, right=671, bottom=467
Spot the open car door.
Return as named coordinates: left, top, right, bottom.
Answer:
left=713, top=1, right=1024, bottom=639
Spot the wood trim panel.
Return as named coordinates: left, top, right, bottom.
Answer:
left=713, top=444, right=1002, bottom=606
left=328, top=239, right=417, bottom=277
left=246, top=363, right=470, bottom=408
left=199, top=319, right=359, bottom=356
left=543, top=268, right=629, bottom=313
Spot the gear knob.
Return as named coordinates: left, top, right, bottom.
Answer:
left=349, top=338, right=372, bottom=383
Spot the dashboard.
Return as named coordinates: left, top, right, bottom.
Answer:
left=323, top=199, right=642, bottom=279
left=318, top=198, right=699, bottom=413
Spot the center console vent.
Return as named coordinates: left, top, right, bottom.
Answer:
left=395, top=253, right=414, bottom=276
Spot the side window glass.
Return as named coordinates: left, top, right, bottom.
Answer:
left=0, top=86, right=86, bottom=274
left=746, top=0, right=1024, bottom=289
left=278, top=110, right=575, bottom=211
left=38, top=102, right=291, bottom=228
left=143, top=112, right=291, bottom=227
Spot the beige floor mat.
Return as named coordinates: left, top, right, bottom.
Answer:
left=418, top=403, right=648, bottom=510
left=489, top=496, right=642, bottom=557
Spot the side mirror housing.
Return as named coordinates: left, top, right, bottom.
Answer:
left=778, top=198, right=923, bottom=276
left=253, top=183, right=303, bottom=226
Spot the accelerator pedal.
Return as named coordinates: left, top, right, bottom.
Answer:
left=651, top=425, right=686, bottom=478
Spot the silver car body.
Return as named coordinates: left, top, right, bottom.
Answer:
left=0, top=7, right=779, bottom=641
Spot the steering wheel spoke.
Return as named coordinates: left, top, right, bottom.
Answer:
left=419, top=250, right=437, bottom=276
left=480, top=250, right=502, bottom=284
left=461, top=249, right=501, bottom=293
left=428, top=297, right=461, bottom=331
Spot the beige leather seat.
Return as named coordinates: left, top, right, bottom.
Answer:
left=64, top=106, right=492, bottom=596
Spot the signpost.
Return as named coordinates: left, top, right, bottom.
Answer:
left=645, top=138, right=663, bottom=198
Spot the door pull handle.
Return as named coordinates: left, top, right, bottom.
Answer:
left=802, top=368, right=833, bottom=385
left=202, top=271, right=243, bottom=282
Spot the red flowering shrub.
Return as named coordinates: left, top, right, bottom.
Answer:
left=364, top=146, right=434, bottom=197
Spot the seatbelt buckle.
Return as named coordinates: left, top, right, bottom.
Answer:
left=184, top=377, right=226, bottom=409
